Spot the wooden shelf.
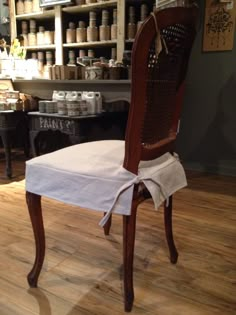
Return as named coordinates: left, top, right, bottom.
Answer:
left=63, top=40, right=117, bottom=48
left=13, top=79, right=131, bottom=103
left=15, top=9, right=55, bottom=20
left=24, top=44, right=56, bottom=50
left=125, top=39, right=135, bottom=43
left=13, top=78, right=131, bottom=84
left=63, top=0, right=117, bottom=14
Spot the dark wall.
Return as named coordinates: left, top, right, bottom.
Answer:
left=0, top=0, right=10, bottom=38
left=177, top=3, right=236, bottom=176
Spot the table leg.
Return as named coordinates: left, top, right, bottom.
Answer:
left=1, top=130, right=12, bottom=178
left=30, top=131, right=40, bottom=157
left=22, top=123, right=30, bottom=158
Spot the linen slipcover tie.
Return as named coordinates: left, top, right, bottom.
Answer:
left=150, top=11, right=169, bottom=57
left=100, top=171, right=171, bottom=227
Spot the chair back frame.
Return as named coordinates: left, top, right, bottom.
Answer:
left=123, top=7, right=198, bottom=174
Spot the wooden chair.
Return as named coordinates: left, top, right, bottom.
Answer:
left=25, top=6, right=198, bottom=312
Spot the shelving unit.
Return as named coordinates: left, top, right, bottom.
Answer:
left=9, top=0, right=155, bottom=67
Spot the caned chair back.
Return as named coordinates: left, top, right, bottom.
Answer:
left=124, top=6, right=198, bottom=174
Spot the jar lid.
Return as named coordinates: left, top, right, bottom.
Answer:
left=38, top=26, right=45, bottom=32
left=78, top=21, right=86, bottom=28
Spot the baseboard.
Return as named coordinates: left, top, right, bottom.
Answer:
left=182, top=160, right=236, bottom=177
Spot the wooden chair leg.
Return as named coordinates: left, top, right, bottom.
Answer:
left=103, top=213, right=112, bottom=235
left=164, top=195, right=178, bottom=264
left=26, top=191, right=45, bottom=287
left=123, top=205, right=137, bottom=312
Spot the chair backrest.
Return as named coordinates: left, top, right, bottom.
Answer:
left=123, top=6, right=198, bottom=174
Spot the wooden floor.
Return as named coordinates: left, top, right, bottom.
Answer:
left=0, top=150, right=235, bottom=315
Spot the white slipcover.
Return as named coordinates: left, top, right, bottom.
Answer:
left=25, top=140, right=187, bottom=226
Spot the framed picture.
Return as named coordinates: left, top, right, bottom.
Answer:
left=203, top=0, right=236, bottom=51
left=39, top=0, right=72, bottom=8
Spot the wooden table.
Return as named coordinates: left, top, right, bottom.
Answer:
left=0, top=110, right=29, bottom=178
left=28, top=111, right=128, bottom=156
left=13, top=79, right=131, bottom=157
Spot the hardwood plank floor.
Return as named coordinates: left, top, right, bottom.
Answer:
left=0, top=151, right=235, bottom=315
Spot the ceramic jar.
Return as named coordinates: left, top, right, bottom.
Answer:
left=21, top=21, right=28, bottom=34
left=111, top=9, right=117, bottom=40
left=28, top=32, right=37, bottom=46
left=66, top=22, right=76, bottom=43
left=87, top=11, right=98, bottom=42
left=24, top=0, right=33, bottom=13
left=37, top=51, right=44, bottom=72
left=29, top=19, right=36, bottom=33
left=76, top=21, right=87, bottom=43
left=16, top=0, right=24, bottom=15
left=68, top=50, right=76, bottom=65
left=44, top=31, right=54, bottom=44
left=79, top=49, right=86, bottom=58
left=46, top=51, right=53, bottom=65
left=32, top=0, right=40, bottom=12
left=99, top=10, right=110, bottom=41
left=111, top=47, right=116, bottom=60
left=88, top=49, right=95, bottom=58
left=137, top=4, right=149, bottom=30
left=37, top=26, right=45, bottom=45
left=127, top=6, right=137, bottom=40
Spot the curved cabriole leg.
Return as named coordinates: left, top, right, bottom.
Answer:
left=123, top=204, right=138, bottom=312
left=103, top=213, right=112, bottom=236
left=164, top=195, right=178, bottom=264
left=26, top=191, right=45, bottom=287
